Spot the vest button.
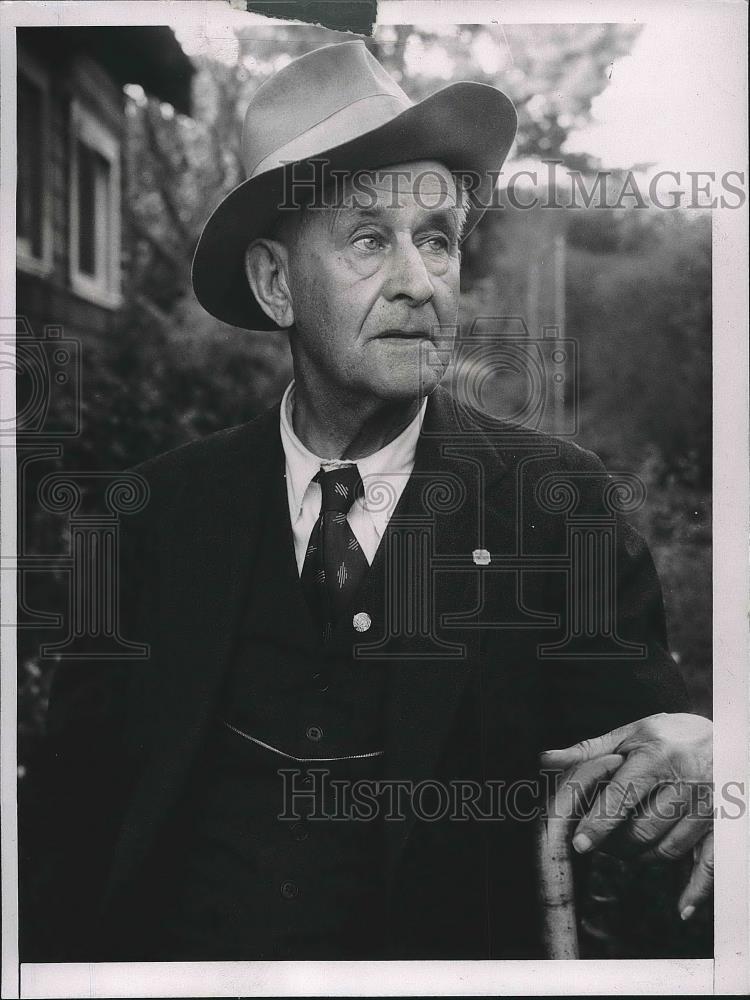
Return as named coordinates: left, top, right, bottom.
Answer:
left=280, top=880, right=299, bottom=900
left=352, top=611, right=371, bottom=632
left=289, top=821, right=309, bottom=842
left=311, top=672, right=329, bottom=693
left=305, top=725, right=323, bottom=742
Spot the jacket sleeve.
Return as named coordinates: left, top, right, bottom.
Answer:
left=534, top=443, right=693, bottom=751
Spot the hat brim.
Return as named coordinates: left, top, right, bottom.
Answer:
left=191, top=81, right=517, bottom=331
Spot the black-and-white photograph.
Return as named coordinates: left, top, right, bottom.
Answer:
left=1, top=1, right=747, bottom=996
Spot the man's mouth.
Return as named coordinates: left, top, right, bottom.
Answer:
left=378, top=329, right=431, bottom=340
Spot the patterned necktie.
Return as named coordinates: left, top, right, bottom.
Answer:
left=300, top=464, right=369, bottom=640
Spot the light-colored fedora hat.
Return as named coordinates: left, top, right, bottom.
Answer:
left=191, top=40, right=517, bottom=331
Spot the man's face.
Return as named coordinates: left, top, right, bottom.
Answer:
left=281, top=160, right=463, bottom=403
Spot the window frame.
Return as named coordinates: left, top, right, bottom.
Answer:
left=16, top=49, right=53, bottom=278
left=69, top=99, right=122, bottom=309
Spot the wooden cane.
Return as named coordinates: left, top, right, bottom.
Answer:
left=536, top=752, right=625, bottom=959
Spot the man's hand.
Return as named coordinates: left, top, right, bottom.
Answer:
left=540, top=712, right=713, bottom=920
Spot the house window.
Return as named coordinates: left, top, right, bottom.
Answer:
left=69, top=101, right=121, bottom=308
left=16, top=53, right=52, bottom=275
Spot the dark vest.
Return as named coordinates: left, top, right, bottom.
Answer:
left=148, top=451, right=391, bottom=960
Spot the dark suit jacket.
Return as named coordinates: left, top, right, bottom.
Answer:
left=30, top=386, right=690, bottom=961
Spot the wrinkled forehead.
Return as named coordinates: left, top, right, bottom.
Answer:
left=335, top=159, right=460, bottom=211
left=271, top=159, right=465, bottom=241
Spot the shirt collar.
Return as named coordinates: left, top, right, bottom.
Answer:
left=279, top=380, right=426, bottom=527
left=279, top=381, right=324, bottom=520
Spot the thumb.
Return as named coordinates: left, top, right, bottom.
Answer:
left=540, top=720, right=638, bottom=767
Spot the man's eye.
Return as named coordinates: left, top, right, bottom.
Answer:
left=353, top=234, right=385, bottom=252
left=420, top=235, right=451, bottom=253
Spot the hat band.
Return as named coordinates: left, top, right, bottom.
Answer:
left=248, top=93, right=410, bottom=178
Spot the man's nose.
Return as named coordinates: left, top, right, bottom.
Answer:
left=381, top=240, right=434, bottom=306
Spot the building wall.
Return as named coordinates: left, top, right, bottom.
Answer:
left=17, top=41, right=130, bottom=350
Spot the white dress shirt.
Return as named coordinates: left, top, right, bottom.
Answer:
left=279, top=381, right=427, bottom=573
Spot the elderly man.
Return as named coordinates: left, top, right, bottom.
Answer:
left=38, top=41, right=712, bottom=962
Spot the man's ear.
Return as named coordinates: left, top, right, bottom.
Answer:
left=244, top=239, right=294, bottom=329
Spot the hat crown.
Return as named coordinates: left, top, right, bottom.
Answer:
left=241, top=41, right=412, bottom=178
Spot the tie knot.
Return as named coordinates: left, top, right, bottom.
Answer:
left=317, top=464, right=363, bottom=514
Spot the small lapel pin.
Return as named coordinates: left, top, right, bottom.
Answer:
left=352, top=611, right=372, bottom=632
left=472, top=548, right=491, bottom=566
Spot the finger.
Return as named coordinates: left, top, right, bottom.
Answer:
left=640, top=814, right=713, bottom=864
left=623, top=782, right=687, bottom=854
left=540, top=720, right=639, bottom=768
left=678, top=830, right=714, bottom=919
left=539, top=755, right=625, bottom=884
left=571, top=754, right=658, bottom=853
left=635, top=779, right=713, bottom=862
left=596, top=782, right=685, bottom=859
left=544, top=753, right=626, bottom=825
